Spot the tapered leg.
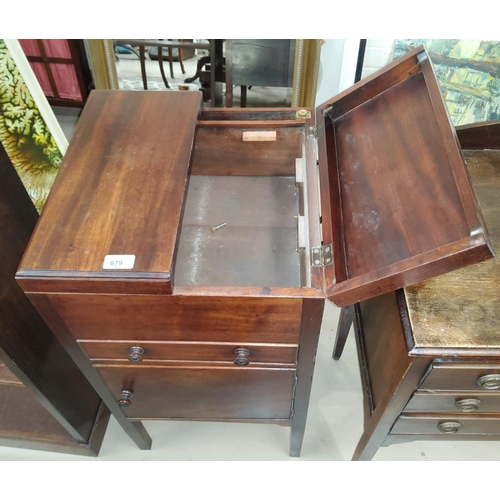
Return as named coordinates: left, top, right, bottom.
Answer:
left=332, top=306, right=353, bottom=360
left=289, top=298, right=324, bottom=457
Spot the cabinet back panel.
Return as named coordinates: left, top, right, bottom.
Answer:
left=191, top=125, right=302, bottom=176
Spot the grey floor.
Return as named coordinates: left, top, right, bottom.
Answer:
left=4, top=48, right=500, bottom=462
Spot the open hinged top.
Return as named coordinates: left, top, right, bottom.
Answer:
left=315, top=46, right=494, bottom=306
left=17, top=90, right=202, bottom=294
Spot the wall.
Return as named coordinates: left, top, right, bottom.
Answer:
left=361, top=39, right=395, bottom=79
left=315, top=39, right=395, bottom=106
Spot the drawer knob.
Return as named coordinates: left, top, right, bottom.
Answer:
left=233, top=347, right=250, bottom=366
left=117, top=390, right=133, bottom=407
left=437, top=421, right=461, bottom=434
left=477, top=374, right=500, bottom=390
left=455, top=398, right=481, bottom=413
left=128, top=346, right=144, bottom=363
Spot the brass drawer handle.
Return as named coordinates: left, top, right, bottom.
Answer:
left=128, top=346, right=145, bottom=363
left=477, top=374, right=500, bottom=390
left=233, top=347, right=250, bottom=366
left=117, top=389, right=133, bottom=407
left=438, top=421, right=461, bottom=434
left=455, top=398, right=481, bottom=413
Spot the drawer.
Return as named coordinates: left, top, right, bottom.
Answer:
left=391, top=414, right=500, bottom=436
left=420, top=362, right=500, bottom=392
left=80, top=340, right=298, bottom=365
left=404, top=391, right=500, bottom=414
left=96, top=364, right=296, bottom=420
left=49, top=294, right=302, bottom=343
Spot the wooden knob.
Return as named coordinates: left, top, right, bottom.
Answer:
left=233, top=347, right=250, bottom=366
left=118, top=389, right=133, bottom=407
left=128, top=346, right=144, bottom=363
left=455, top=398, right=481, bottom=413
left=477, top=374, right=500, bottom=390
left=437, top=421, right=461, bottom=434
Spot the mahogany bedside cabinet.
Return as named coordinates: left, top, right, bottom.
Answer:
left=0, top=142, right=110, bottom=456
left=333, top=122, right=500, bottom=460
left=16, top=46, right=493, bottom=456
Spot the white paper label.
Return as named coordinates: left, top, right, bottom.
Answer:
left=103, top=255, right=136, bottom=270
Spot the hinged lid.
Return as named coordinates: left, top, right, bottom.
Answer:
left=17, top=90, right=202, bottom=294
left=315, top=46, right=494, bottom=307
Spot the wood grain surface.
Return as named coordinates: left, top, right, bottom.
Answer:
left=316, top=46, right=493, bottom=306
left=405, top=150, right=500, bottom=350
left=18, top=91, right=201, bottom=294
left=47, top=293, right=303, bottom=343
left=96, top=364, right=296, bottom=420
left=456, top=120, right=500, bottom=149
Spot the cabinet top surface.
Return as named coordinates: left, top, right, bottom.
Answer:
left=18, top=91, right=201, bottom=289
left=405, top=149, right=500, bottom=351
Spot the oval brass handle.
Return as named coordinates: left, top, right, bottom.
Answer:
left=128, top=346, right=144, bottom=363
left=118, top=389, right=133, bottom=407
left=455, top=398, right=481, bottom=413
left=477, top=374, right=500, bottom=390
left=233, top=347, right=250, bottom=366
left=437, top=421, right=461, bottom=434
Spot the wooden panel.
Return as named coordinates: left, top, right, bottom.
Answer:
left=404, top=392, right=500, bottom=414
left=79, top=340, right=298, bottom=365
left=191, top=125, right=302, bottom=176
left=96, top=364, right=296, bottom=420
left=0, top=143, right=38, bottom=298
left=405, top=150, right=500, bottom=351
left=47, top=294, right=303, bottom=343
left=456, top=120, right=500, bottom=149
left=420, top=363, right=500, bottom=392
left=199, top=108, right=299, bottom=121
left=0, top=383, right=75, bottom=444
left=357, top=292, right=413, bottom=411
left=316, top=46, right=493, bottom=306
left=18, top=91, right=202, bottom=295
left=391, top=414, right=500, bottom=435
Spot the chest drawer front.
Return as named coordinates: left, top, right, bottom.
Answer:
left=96, top=364, right=296, bottom=420
left=80, top=341, right=298, bottom=365
left=404, top=392, right=500, bottom=414
left=49, top=294, right=302, bottom=343
left=391, top=415, right=500, bottom=436
left=419, top=363, right=500, bottom=392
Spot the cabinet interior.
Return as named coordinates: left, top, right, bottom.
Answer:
left=174, top=120, right=308, bottom=289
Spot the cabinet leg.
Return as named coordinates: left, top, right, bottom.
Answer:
left=333, top=306, right=353, bottom=360
left=289, top=298, right=324, bottom=457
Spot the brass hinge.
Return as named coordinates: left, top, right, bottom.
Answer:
left=311, top=244, right=333, bottom=267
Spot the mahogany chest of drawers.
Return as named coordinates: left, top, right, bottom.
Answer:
left=16, top=46, right=493, bottom=456
left=334, top=127, right=500, bottom=460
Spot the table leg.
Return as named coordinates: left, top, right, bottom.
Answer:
left=333, top=305, right=353, bottom=360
